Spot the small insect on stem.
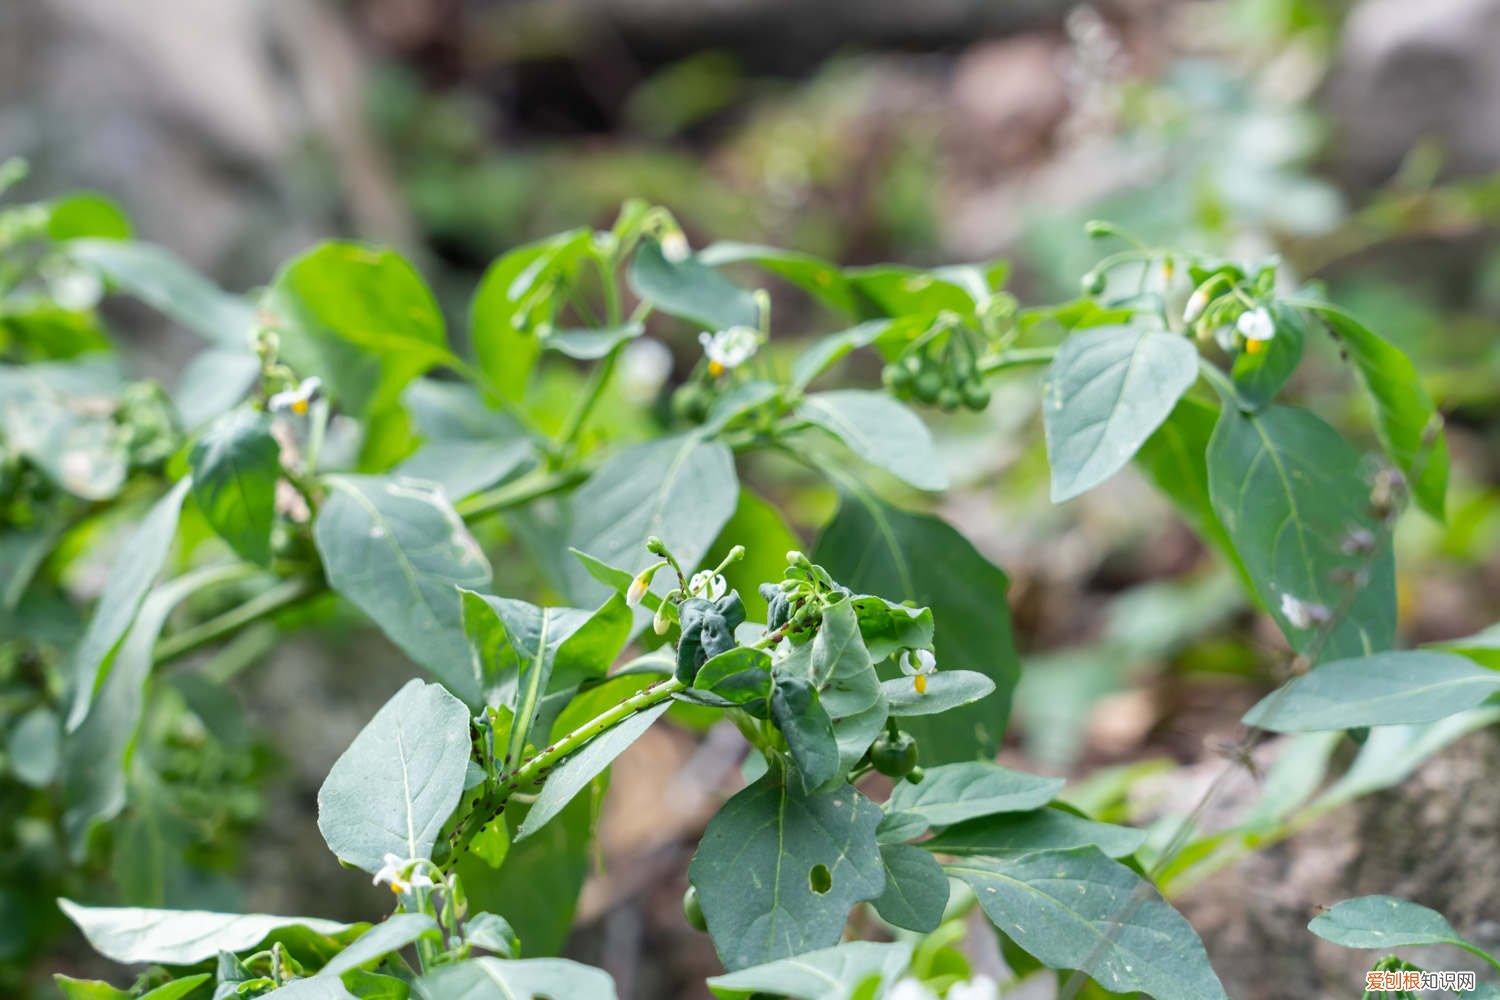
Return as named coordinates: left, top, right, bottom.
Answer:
left=1209, top=738, right=1264, bottom=783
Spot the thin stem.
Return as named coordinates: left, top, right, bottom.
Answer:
left=1197, top=357, right=1243, bottom=410
left=447, top=675, right=685, bottom=864
left=976, top=346, right=1056, bottom=375
left=555, top=342, right=623, bottom=453
left=153, top=576, right=317, bottom=667
left=454, top=466, right=589, bottom=521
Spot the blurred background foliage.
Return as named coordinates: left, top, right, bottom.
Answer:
left=4, top=0, right=1500, bottom=996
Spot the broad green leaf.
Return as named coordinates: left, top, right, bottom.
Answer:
left=628, top=239, right=758, bottom=331
left=843, top=265, right=979, bottom=324
left=7, top=706, right=60, bottom=788
left=688, top=774, right=885, bottom=970
left=139, top=976, right=213, bottom=1000
left=815, top=490, right=1018, bottom=763
left=833, top=695, right=889, bottom=776
left=465, top=912, right=520, bottom=959
left=319, top=914, right=438, bottom=978
left=701, top=379, right=780, bottom=436
left=53, top=976, right=129, bottom=1000
left=872, top=844, right=948, bottom=933
left=398, top=440, right=532, bottom=503
left=1308, top=896, right=1473, bottom=951
left=562, top=434, right=738, bottom=607
left=398, top=379, right=534, bottom=501
left=416, top=957, right=618, bottom=1000
left=797, top=390, right=946, bottom=492
left=517, top=701, right=670, bottom=841
left=315, top=476, right=492, bottom=704
left=173, top=348, right=261, bottom=429
left=706, top=941, right=914, bottom=1000
left=0, top=363, right=127, bottom=501
left=543, top=323, right=642, bottom=360
left=1133, top=396, right=1246, bottom=583
left=881, top=670, right=994, bottom=717
left=62, top=562, right=234, bottom=857
left=1207, top=405, right=1394, bottom=660
left=1230, top=302, right=1306, bottom=410
left=886, top=762, right=1062, bottom=828
left=267, top=979, right=357, bottom=999
left=471, top=229, right=593, bottom=401
left=922, top=808, right=1146, bottom=859
left=265, top=243, right=451, bottom=417
left=787, top=321, right=893, bottom=392
left=457, top=776, right=604, bottom=957
left=698, top=242, right=858, bottom=316
left=1044, top=325, right=1200, bottom=502
left=688, top=646, right=772, bottom=711
left=948, top=848, right=1227, bottom=1000
left=317, top=679, right=472, bottom=873
left=57, top=898, right=351, bottom=965
left=47, top=193, right=132, bottom=240
left=771, top=674, right=841, bottom=790
left=64, top=478, right=190, bottom=728
left=1243, top=650, right=1500, bottom=732
left=1314, top=707, right=1500, bottom=810
left=189, top=408, right=280, bottom=565
left=1291, top=298, right=1449, bottom=520
left=809, top=597, right=881, bottom=718
left=66, top=239, right=254, bottom=346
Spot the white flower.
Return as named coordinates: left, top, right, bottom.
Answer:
left=899, top=648, right=937, bottom=695
left=620, top=339, right=673, bottom=404
left=886, top=980, right=938, bottom=1000
left=948, top=978, right=1000, bottom=1000
left=1279, top=593, right=1329, bottom=630
left=627, top=562, right=664, bottom=607
left=689, top=571, right=727, bottom=601
left=661, top=230, right=691, bottom=262
left=1236, top=306, right=1275, bottom=348
left=698, top=326, right=758, bottom=377
left=269, top=376, right=322, bottom=415
left=372, top=853, right=435, bottom=895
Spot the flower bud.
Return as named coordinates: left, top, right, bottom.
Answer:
left=653, top=604, right=671, bottom=635
left=627, top=564, right=659, bottom=607
left=786, top=550, right=811, bottom=569
left=1183, top=286, right=1212, bottom=324
left=646, top=536, right=668, bottom=556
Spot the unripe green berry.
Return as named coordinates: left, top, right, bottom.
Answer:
left=682, top=885, right=707, bottom=932
left=913, top=370, right=942, bottom=405
left=870, top=731, right=919, bottom=778
left=961, top=379, right=991, bottom=411
left=937, top=386, right=960, bottom=412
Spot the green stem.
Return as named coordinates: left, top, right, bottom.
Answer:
left=555, top=343, right=623, bottom=453
left=1456, top=941, right=1500, bottom=975
left=1197, top=357, right=1244, bottom=410
left=976, top=346, right=1056, bottom=375
left=153, top=575, right=316, bottom=667
left=454, top=466, right=589, bottom=521
left=448, top=675, right=685, bottom=863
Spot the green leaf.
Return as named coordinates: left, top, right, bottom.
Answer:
left=797, top=390, right=946, bottom=492
left=65, top=478, right=190, bottom=728
left=922, top=807, right=1146, bottom=858
left=814, top=490, right=1018, bottom=763
left=47, top=193, right=132, bottom=240
left=1230, top=302, right=1305, bottom=409
left=470, top=229, right=593, bottom=402
left=7, top=706, right=60, bottom=788
left=268, top=980, right=358, bottom=999
left=698, top=242, right=858, bottom=316
left=886, top=762, right=1062, bottom=828
left=265, top=243, right=451, bottom=417
left=809, top=597, right=881, bottom=718
left=315, top=476, right=492, bottom=704
left=881, top=670, right=994, bottom=717
left=1308, top=896, right=1474, bottom=951
left=701, top=379, right=780, bottom=436
left=688, top=646, right=772, bottom=711
left=0, top=363, right=127, bottom=501
left=189, top=408, right=280, bottom=565
left=787, top=321, right=893, bottom=392
left=317, top=679, right=473, bottom=872
left=517, top=701, right=670, bottom=841
left=397, top=380, right=534, bottom=501
left=1431, top=621, right=1500, bottom=669
left=62, top=562, right=233, bottom=857
left=1243, top=650, right=1500, bottom=732
left=53, top=976, right=130, bottom=1000
left=1207, top=405, right=1395, bottom=660
left=1133, top=396, right=1247, bottom=583
left=872, top=844, right=948, bottom=933
left=66, top=239, right=254, bottom=346
left=1291, top=298, right=1449, bottom=520
left=562, top=434, right=738, bottom=607
left=771, top=674, right=841, bottom=790
left=319, top=914, right=438, bottom=978
left=543, top=323, right=643, bottom=360
left=57, top=898, right=352, bottom=966
left=843, top=265, right=979, bottom=324
left=688, top=774, right=885, bottom=970
left=416, top=957, right=618, bottom=999
left=706, top=941, right=914, bottom=1000
left=465, top=912, right=520, bottom=959
left=1044, top=325, right=1200, bottom=502
left=949, top=848, right=1226, bottom=1000
left=628, top=239, right=758, bottom=331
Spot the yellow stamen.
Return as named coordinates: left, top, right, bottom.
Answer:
left=1245, top=338, right=1266, bottom=356
left=708, top=361, right=725, bottom=377
left=914, top=674, right=927, bottom=695
left=389, top=880, right=406, bottom=895
left=292, top=398, right=309, bottom=414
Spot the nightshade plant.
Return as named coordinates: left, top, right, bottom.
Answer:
left=3, top=156, right=1490, bottom=999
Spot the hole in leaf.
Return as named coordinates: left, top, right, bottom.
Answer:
left=809, top=863, right=832, bottom=894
